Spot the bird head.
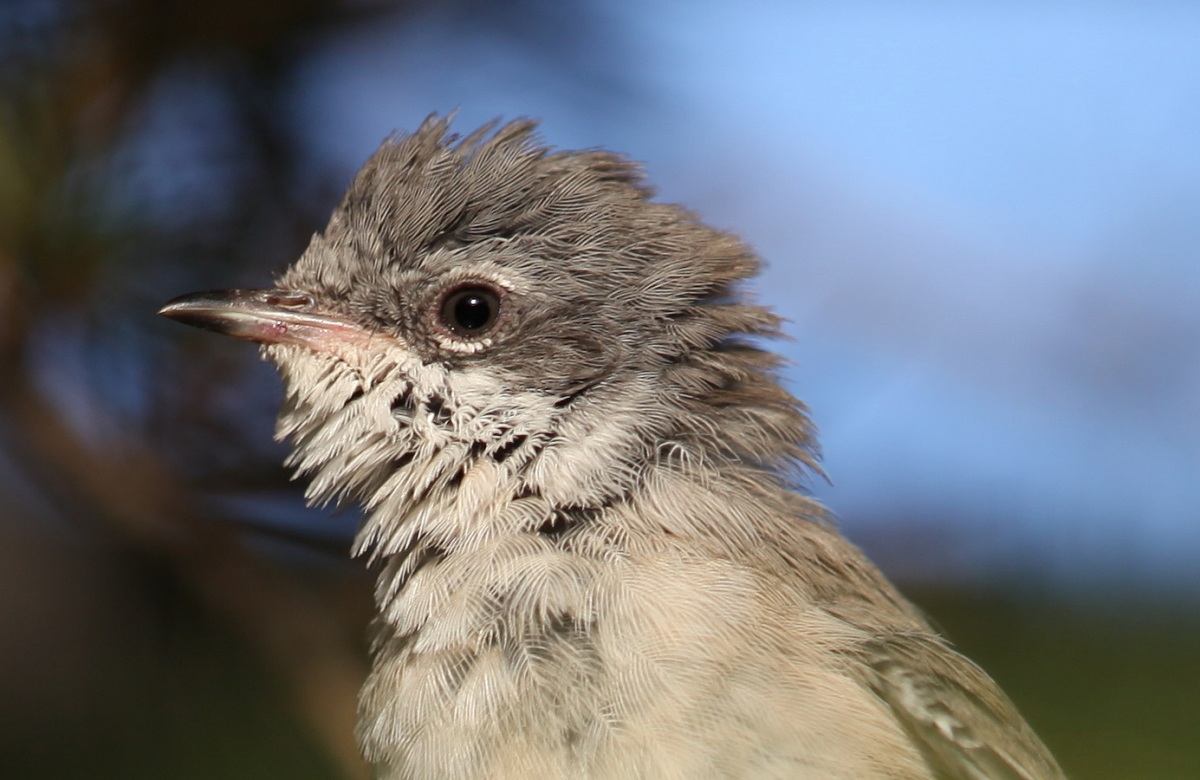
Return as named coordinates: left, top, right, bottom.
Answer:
left=160, top=117, right=814, bottom=564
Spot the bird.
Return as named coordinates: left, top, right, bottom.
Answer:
left=160, top=116, right=1066, bottom=780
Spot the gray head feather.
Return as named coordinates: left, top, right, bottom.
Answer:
left=270, top=116, right=822, bottom=556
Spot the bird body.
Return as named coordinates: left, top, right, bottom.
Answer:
left=161, top=117, right=1065, bottom=779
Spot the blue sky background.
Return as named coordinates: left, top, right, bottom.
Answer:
left=269, top=0, right=1200, bottom=594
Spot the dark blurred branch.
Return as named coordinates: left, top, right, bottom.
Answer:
left=5, top=370, right=372, bottom=779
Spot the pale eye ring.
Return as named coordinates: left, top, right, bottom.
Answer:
left=437, top=284, right=503, bottom=338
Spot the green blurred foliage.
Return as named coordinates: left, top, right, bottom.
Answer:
left=914, top=588, right=1200, bottom=779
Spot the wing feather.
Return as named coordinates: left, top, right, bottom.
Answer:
left=853, top=632, right=1066, bottom=780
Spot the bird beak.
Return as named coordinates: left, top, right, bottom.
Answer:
left=158, top=289, right=367, bottom=349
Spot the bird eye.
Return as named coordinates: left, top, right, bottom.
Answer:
left=437, top=284, right=502, bottom=338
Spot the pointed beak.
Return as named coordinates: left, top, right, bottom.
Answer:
left=158, top=289, right=367, bottom=348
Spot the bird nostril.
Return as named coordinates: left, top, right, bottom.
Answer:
left=264, top=291, right=313, bottom=309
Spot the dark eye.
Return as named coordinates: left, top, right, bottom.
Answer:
left=438, top=285, right=502, bottom=337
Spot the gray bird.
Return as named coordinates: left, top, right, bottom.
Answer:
left=160, top=117, right=1066, bottom=780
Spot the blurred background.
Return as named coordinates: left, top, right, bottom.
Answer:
left=1, top=0, right=1197, bottom=777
